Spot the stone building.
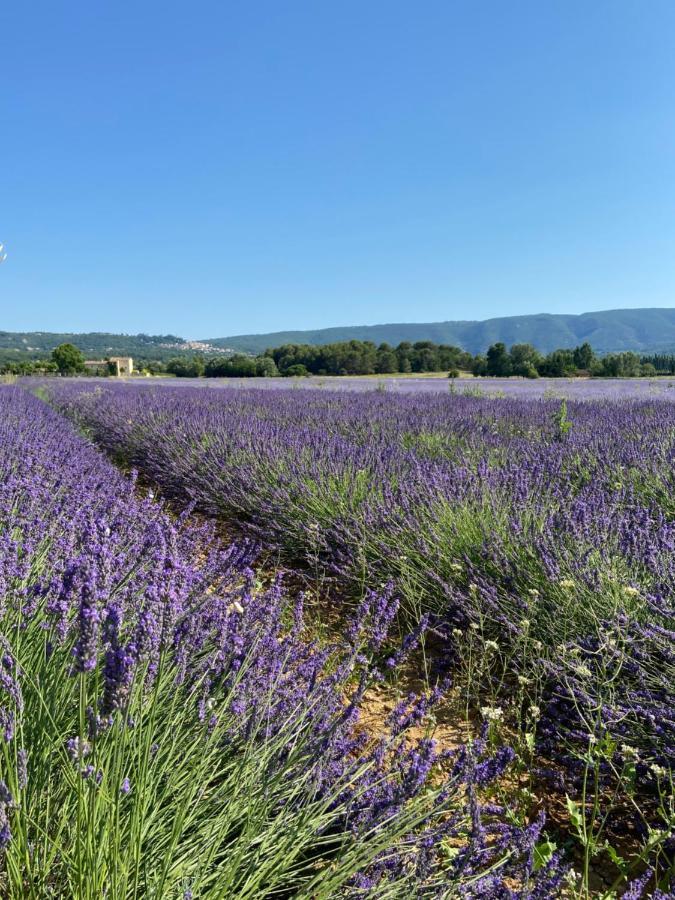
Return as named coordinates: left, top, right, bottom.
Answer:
left=83, top=360, right=109, bottom=375
left=83, top=357, right=134, bottom=376
left=109, top=357, right=134, bottom=376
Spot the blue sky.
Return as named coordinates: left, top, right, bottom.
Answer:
left=1, top=1, right=674, bottom=338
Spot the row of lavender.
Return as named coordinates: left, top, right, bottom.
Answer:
left=114, top=373, right=675, bottom=400
left=0, top=386, right=567, bottom=897
left=45, top=383, right=674, bottom=630
left=42, top=380, right=675, bottom=894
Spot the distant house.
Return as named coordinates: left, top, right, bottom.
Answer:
left=83, top=357, right=134, bottom=376
left=109, top=356, right=134, bottom=376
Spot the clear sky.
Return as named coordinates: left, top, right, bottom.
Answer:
left=1, top=1, right=674, bottom=338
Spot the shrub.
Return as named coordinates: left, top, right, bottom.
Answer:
left=282, top=364, right=309, bottom=377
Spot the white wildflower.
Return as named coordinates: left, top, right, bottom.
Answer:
left=480, top=706, right=504, bottom=723
left=565, top=870, right=581, bottom=888
left=647, top=827, right=667, bottom=841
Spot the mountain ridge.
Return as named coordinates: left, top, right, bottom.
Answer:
left=1, top=308, right=674, bottom=361
left=205, top=308, right=675, bottom=355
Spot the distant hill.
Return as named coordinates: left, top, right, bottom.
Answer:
left=207, top=308, right=675, bottom=356
left=3, top=308, right=674, bottom=364
left=0, top=331, right=228, bottom=363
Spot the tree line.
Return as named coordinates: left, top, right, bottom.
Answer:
left=639, top=353, right=675, bottom=375
left=201, top=340, right=474, bottom=378
left=2, top=340, right=674, bottom=379
left=198, top=340, right=672, bottom=379
left=473, top=342, right=662, bottom=378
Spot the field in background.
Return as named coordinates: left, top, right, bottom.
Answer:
left=102, top=373, right=675, bottom=401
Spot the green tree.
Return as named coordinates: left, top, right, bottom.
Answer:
left=486, top=343, right=511, bottom=376
left=166, top=356, right=205, bottom=377
left=509, top=343, right=542, bottom=377
left=572, top=342, right=595, bottom=371
left=375, top=343, right=399, bottom=374
left=471, top=354, right=488, bottom=376
left=51, top=343, right=85, bottom=375
left=597, top=351, right=641, bottom=377
left=283, top=363, right=309, bottom=377
left=539, top=349, right=575, bottom=377
left=255, top=356, right=279, bottom=377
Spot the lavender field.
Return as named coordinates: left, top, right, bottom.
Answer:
left=1, top=383, right=574, bottom=898
left=2, top=380, right=674, bottom=897
left=104, top=374, right=675, bottom=401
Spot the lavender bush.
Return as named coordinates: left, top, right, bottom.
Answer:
left=0, top=386, right=566, bottom=897
left=40, top=380, right=675, bottom=895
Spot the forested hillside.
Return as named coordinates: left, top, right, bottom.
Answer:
left=208, top=308, right=675, bottom=355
